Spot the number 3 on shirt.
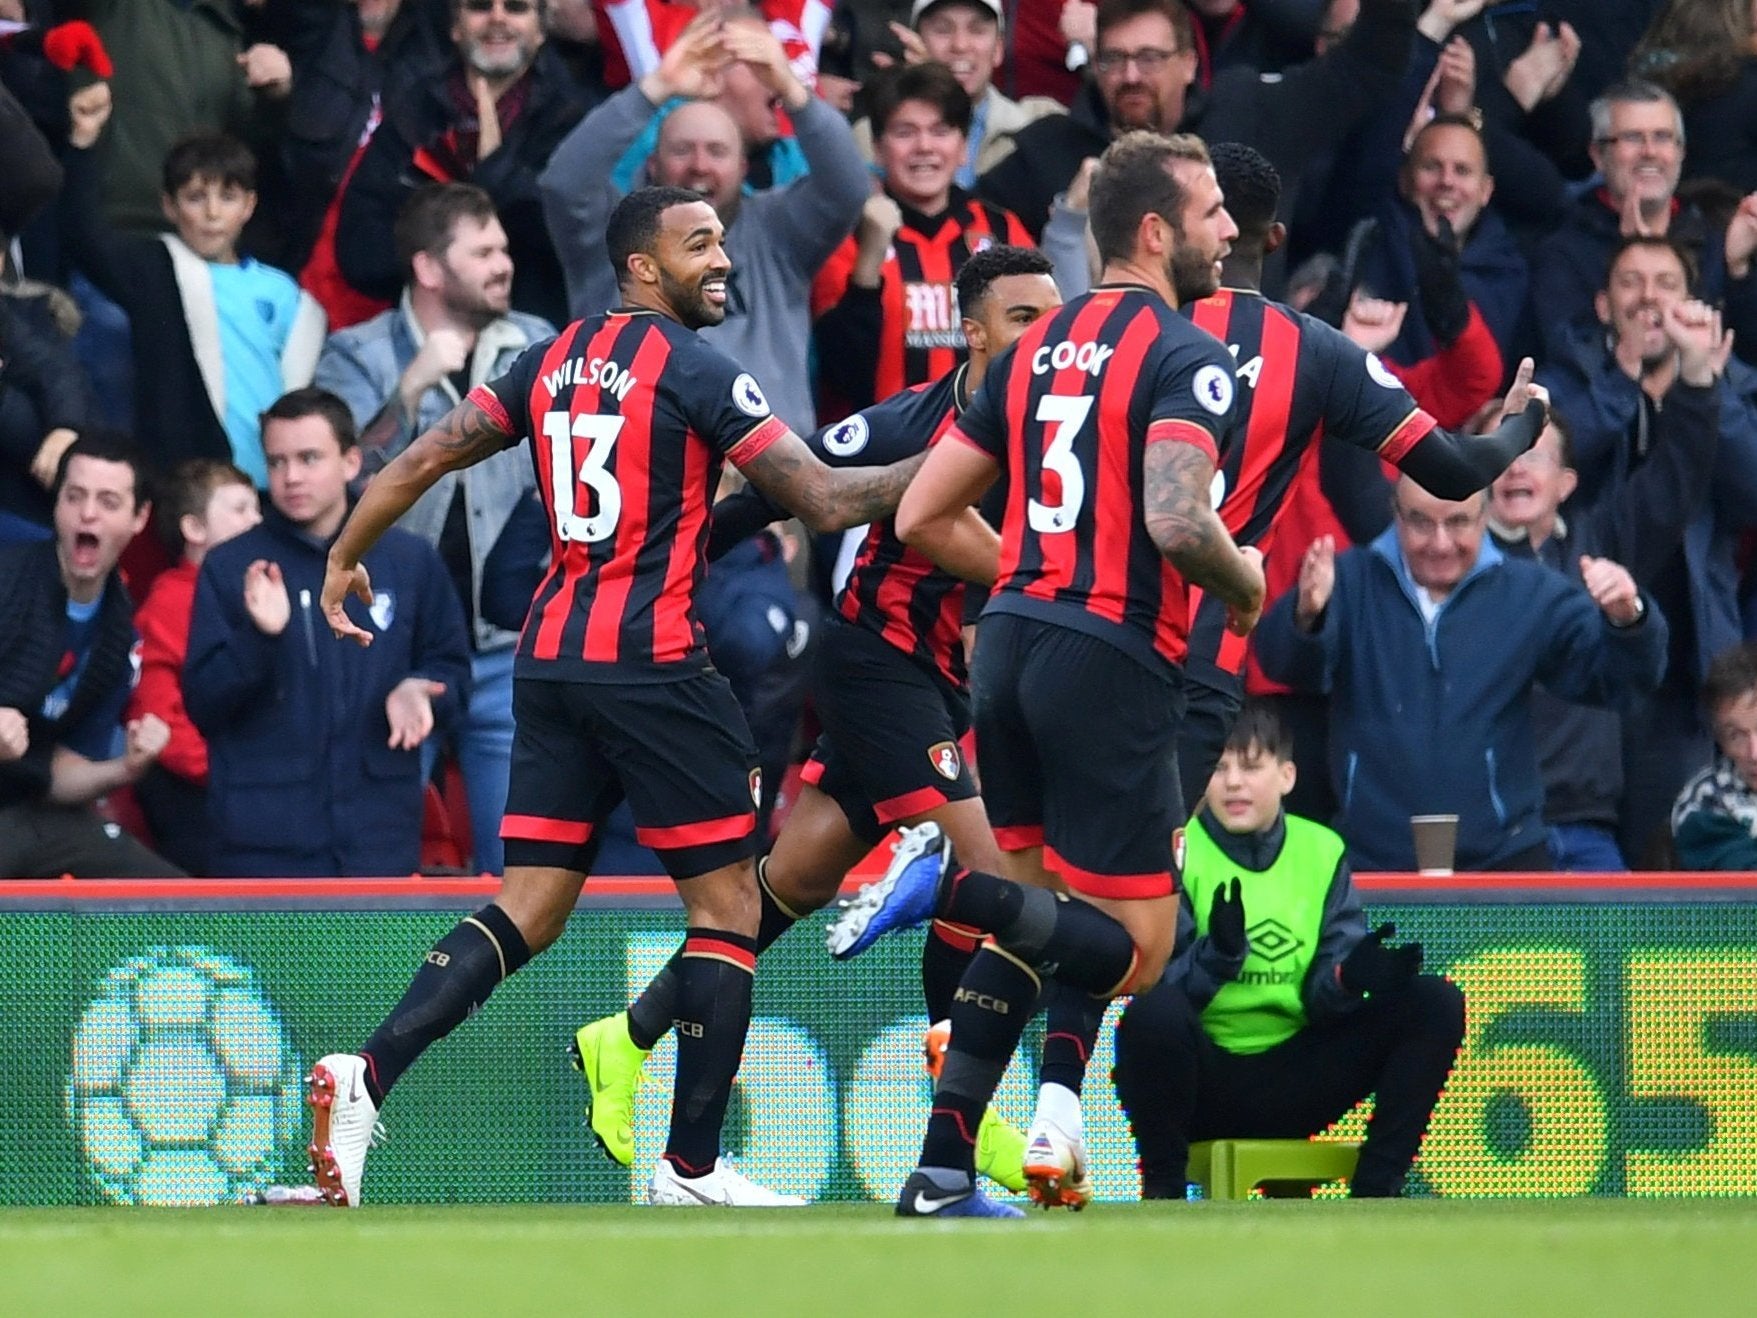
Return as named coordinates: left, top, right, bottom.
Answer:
left=543, top=411, right=624, bottom=543
left=1027, top=394, right=1094, bottom=534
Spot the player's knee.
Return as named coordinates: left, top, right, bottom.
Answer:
left=777, top=860, right=844, bottom=914
left=678, top=861, right=760, bottom=935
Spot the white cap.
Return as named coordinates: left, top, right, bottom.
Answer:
left=909, top=0, right=1004, bottom=28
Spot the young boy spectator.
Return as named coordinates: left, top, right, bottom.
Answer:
left=59, top=95, right=326, bottom=483
left=184, top=388, right=470, bottom=878
left=1673, top=643, right=1757, bottom=870
left=1112, top=703, right=1464, bottom=1199
left=125, top=459, right=261, bottom=875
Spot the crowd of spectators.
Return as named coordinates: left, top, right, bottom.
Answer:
left=5, top=0, right=1757, bottom=878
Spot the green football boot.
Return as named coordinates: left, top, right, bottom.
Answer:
left=569, top=1012, right=650, bottom=1167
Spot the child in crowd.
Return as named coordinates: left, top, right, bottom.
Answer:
left=125, top=459, right=260, bottom=874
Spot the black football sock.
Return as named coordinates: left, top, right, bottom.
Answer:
left=921, top=919, right=980, bottom=1022
left=663, top=927, right=758, bottom=1176
left=625, top=859, right=794, bottom=1052
left=944, top=871, right=1137, bottom=996
left=919, top=946, right=1040, bottom=1174
left=358, top=904, right=531, bottom=1106
left=1039, top=982, right=1109, bottom=1095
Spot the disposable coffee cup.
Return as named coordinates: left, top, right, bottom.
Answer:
left=1411, top=814, right=1458, bottom=875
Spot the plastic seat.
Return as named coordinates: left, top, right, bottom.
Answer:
left=1189, top=1138, right=1360, bottom=1200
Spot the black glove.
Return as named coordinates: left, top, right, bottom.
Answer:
left=1206, top=878, right=1248, bottom=962
left=1412, top=214, right=1471, bottom=348
left=1340, top=922, right=1423, bottom=995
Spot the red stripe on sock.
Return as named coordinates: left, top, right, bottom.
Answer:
left=931, top=1107, right=978, bottom=1147
left=636, top=812, right=755, bottom=849
left=1045, top=1031, right=1090, bottom=1063
left=663, top=1152, right=715, bottom=1177
left=683, top=936, right=757, bottom=970
left=500, top=814, right=593, bottom=844
left=929, top=919, right=982, bottom=953
left=799, top=756, right=827, bottom=787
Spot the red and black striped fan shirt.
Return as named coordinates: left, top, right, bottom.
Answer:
left=948, top=285, right=1239, bottom=676
left=1183, top=288, right=1437, bottom=689
left=468, top=308, right=787, bottom=680
left=812, top=190, right=1034, bottom=401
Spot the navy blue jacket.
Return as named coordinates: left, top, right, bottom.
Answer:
left=1539, top=329, right=1757, bottom=682
left=1527, top=192, right=1757, bottom=367
left=185, top=507, right=470, bottom=876
left=1254, top=526, right=1668, bottom=871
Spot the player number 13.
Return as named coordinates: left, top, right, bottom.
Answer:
left=1027, top=394, right=1094, bottom=534
left=543, top=411, right=624, bottom=543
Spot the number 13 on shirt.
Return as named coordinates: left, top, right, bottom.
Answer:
left=544, top=410, right=625, bottom=544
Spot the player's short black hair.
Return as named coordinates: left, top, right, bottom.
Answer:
left=1606, top=233, right=1699, bottom=292
left=262, top=387, right=360, bottom=453
left=1703, top=642, right=1757, bottom=717
left=396, top=182, right=499, bottom=282
left=868, top=61, right=973, bottom=138
left=955, top=245, right=1054, bottom=317
left=162, top=133, right=257, bottom=196
left=1088, top=130, right=1210, bottom=267
left=52, top=428, right=151, bottom=513
left=1222, top=701, right=1294, bottom=762
left=606, top=185, right=711, bottom=288
left=1207, top=141, right=1280, bottom=241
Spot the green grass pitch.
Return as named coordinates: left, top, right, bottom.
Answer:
left=4, top=1200, right=1753, bottom=1316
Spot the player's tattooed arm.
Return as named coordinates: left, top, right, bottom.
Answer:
left=737, top=430, right=929, bottom=532
left=1143, top=440, right=1266, bottom=634
left=322, top=396, right=515, bottom=646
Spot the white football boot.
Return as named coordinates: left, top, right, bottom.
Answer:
left=648, top=1157, right=808, bottom=1207
left=306, top=1053, right=382, bottom=1207
left=1021, top=1117, right=1094, bottom=1210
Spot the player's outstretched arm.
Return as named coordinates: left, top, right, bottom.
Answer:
left=1398, top=357, right=1550, bottom=499
left=1143, top=440, right=1267, bottom=636
left=894, top=436, right=1002, bottom=584
left=736, top=428, right=929, bottom=533
left=323, top=395, right=514, bottom=646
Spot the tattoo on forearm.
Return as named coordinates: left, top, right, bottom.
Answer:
left=425, top=397, right=514, bottom=469
left=742, top=441, right=927, bottom=530
left=1143, top=441, right=1255, bottom=607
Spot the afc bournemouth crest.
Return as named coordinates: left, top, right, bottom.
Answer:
left=928, top=741, right=962, bottom=781
left=749, top=767, right=763, bottom=807
left=1172, top=826, right=1186, bottom=876
left=369, top=590, right=396, bottom=631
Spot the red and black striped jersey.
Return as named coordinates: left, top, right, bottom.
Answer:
left=820, top=365, right=971, bottom=691
left=1183, top=289, right=1436, bottom=688
left=949, top=285, right=1239, bottom=676
left=468, top=308, right=787, bottom=680
left=812, top=189, right=1034, bottom=402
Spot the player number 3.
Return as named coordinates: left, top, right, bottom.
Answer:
left=544, top=411, right=625, bottom=543
left=1027, top=394, right=1094, bottom=534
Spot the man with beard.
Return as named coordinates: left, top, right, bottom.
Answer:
left=293, top=186, right=928, bottom=1209
left=0, top=432, right=183, bottom=878
left=826, top=133, right=1265, bottom=1218
left=317, top=183, right=555, bottom=874
left=542, top=13, right=868, bottom=434
left=977, top=0, right=1415, bottom=263
left=336, top=0, right=592, bottom=328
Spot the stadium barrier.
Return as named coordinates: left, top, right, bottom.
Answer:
left=4, top=873, right=1755, bottom=1206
